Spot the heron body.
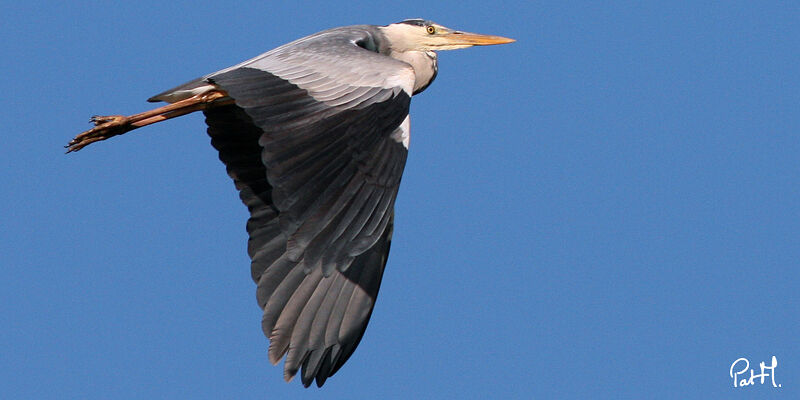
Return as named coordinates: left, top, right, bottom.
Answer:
left=67, top=19, right=513, bottom=387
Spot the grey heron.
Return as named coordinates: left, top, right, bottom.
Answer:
left=67, top=19, right=514, bottom=387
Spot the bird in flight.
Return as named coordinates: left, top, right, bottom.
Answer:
left=67, top=19, right=514, bottom=387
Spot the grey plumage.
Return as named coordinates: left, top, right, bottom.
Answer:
left=67, top=19, right=513, bottom=388
left=176, top=26, right=414, bottom=387
left=201, top=63, right=408, bottom=386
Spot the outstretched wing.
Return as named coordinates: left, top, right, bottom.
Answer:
left=159, top=26, right=415, bottom=387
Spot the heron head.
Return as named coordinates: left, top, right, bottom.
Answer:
left=381, top=19, right=515, bottom=52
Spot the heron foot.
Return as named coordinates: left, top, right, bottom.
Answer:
left=66, top=115, right=131, bottom=153
left=65, top=89, right=231, bottom=154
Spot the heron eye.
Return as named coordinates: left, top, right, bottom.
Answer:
left=426, top=26, right=436, bottom=34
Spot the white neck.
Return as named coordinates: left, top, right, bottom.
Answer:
left=389, top=50, right=437, bottom=94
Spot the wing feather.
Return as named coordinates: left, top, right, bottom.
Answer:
left=178, top=25, right=413, bottom=386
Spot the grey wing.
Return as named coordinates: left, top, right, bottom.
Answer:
left=181, top=26, right=415, bottom=387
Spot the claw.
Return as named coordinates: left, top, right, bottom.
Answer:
left=90, top=115, right=125, bottom=125
left=66, top=115, right=131, bottom=153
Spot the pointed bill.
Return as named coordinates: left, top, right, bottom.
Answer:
left=442, top=31, right=516, bottom=46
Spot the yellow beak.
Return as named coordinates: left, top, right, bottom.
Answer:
left=442, top=31, right=516, bottom=46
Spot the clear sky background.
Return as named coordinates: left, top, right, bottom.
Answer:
left=1, top=1, right=797, bottom=399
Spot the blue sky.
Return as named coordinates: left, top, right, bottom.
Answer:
left=1, top=1, right=797, bottom=399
